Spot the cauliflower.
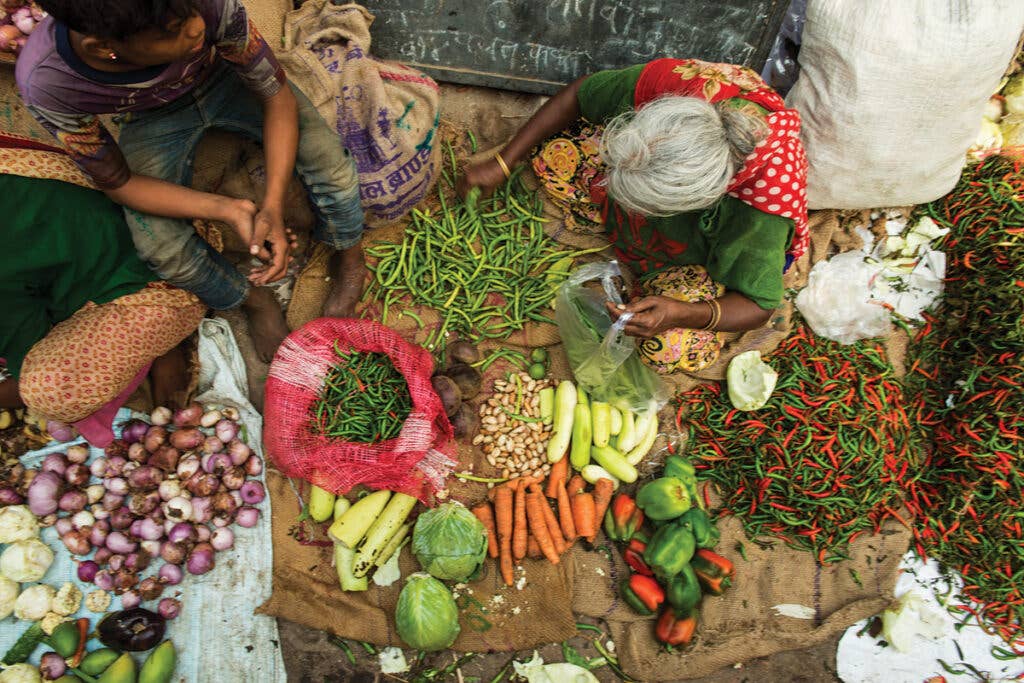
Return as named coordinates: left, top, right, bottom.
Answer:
left=0, top=664, right=42, bottom=683
left=14, top=584, right=56, bottom=621
left=50, top=582, right=82, bottom=616
left=40, top=612, right=67, bottom=636
left=0, top=575, right=18, bottom=620
left=0, top=505, right=38, bottom=543
left=85, top=589, right=111, bottom=613
left=0, top=539, right=54, bottom=582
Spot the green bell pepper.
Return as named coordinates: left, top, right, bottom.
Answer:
left=643, top=520, right=696, bottom=579
left=636, top=476, right=691, bottom=520
left=663, top=455, right=699, bottom=503
left=679, top=508, right=720, bottom=549
left=665, top=564, right=702, bottom=613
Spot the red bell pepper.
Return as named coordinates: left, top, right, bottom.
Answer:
left=623, top=538, right=652, bottom=576
left=620, top=573, right=664, bottom=615
left=655, top=606, right=697, bottom=647
left=604, top=493, right=645, bottom=542
left=691, top=549, right=735, bottom=595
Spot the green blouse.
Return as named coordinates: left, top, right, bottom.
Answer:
left=578, top=64, right=793, bottom=310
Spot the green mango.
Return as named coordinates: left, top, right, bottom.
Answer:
left=139, top=641, right=177, bottom=683
left=80, top=648, right=121, bottom=676
left=97, top=653, right=137, bottom=683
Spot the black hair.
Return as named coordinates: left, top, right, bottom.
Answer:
left=36, top=0, right=200, bottom=40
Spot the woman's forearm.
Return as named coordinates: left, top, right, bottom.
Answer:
left=674, top=292, right=773, bottom=332
left=499, top=76, right=586, bottom=164
left=105, top=174, right=239, bottom=223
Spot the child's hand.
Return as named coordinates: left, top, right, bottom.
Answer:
left=248, top=207, right=291, bottom=285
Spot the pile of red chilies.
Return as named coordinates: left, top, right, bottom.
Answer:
left=904, top=154, right=1024, bottom=652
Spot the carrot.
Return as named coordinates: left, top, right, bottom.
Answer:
left=512, top=478, right=529, bottom=561
left=494, top=485, right=514, bottom=585
left=525, top=488, right=560, bottom=564
left=545, top=457, right=569, bottom=498
left=527, top=533, right=543, bottom=559
left=572, top=492, right=597, bottom=542
left=472, top=503, right=499, bottom=559
left=556, top=482, right=577, bottom=542
left=531, top=483, right=566, bottom=555
left=590, top=478, right=615, bottom=542
left=566, top=475, right=585, bottom=496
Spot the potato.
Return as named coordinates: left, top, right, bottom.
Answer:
left=444, top=363, right=482, bottom=400
left=430, top=375, right=462, bottom=418
left=448, top=340, right=481, bottom=366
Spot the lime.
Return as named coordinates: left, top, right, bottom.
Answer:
left=530, top=348, right=549, bottom=364
left=527, top=363, right=547, bottom=380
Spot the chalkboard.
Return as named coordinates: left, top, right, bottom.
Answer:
left=365, top=0, right=789, bottom=94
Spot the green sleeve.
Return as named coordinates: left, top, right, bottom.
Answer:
left=704, top=197, right=793, bottom=310
left=577, top=64, right=646, bottom=124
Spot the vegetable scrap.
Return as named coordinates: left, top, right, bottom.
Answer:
left=310, top=344, right=413, bottom=443
left=903, top=154, right=1024, bottom=649
left=679, top=325, right=919, bottom=565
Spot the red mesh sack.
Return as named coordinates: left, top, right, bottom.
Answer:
left=263, top=318, right=456, bottom=501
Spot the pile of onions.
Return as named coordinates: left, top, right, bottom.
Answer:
left=0, top=2, right=45, bottom=55
left=15, top=403, right=265, bottom=620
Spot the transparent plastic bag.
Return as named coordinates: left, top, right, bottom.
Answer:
left=553, top=261, right=669, bottom=413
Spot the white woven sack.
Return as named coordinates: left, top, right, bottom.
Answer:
left=787, top=0, right=1024, bottom=209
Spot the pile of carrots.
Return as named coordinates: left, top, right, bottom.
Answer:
left=472, top=458, right=615, bottom=586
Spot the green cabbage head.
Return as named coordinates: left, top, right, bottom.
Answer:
left=395, top=573, right=460, bottom=651
left=412, top=502, right=487, bottom=582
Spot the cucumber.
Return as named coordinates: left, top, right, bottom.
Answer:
left=591, top=402, right=611, bottom=448
left=546, top=381, right=577, bottom=462
left=569, top=402, right=592, bottom=470
left=591, top=445, right=638, bottom=483
left=328, top=489, right=391, bottom=548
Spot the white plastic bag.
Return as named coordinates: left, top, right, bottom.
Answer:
left=794, top=251, right=890, bottom=344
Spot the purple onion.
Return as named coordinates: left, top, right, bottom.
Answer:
left=170, top=428, right=204, bottom=451
left=55, top=517, right=74, bottom=536
left=40, top=651, right=67, bottom=679
left=186, top=472, right=219, bottom=497
left=90, top=458, right=109, bottom=478
left=148, top=445, right=180, bottom=473
left=150, top=406, right=172, bottom=426
left=211, top=526, right=234, bottom=551
left=64, top=463, right=90, bottom=487
left=201, top=436, right=224, bottom=454
left=124, top=550, right=152, bottom=573
left=167, top=522, right=197, bottom=544
left=144, top=425, right=168, bottom=453
left=186, top=542, right=215, bottom=575
left=158, top=563, right=183, bottom=586
left=106, top=477, right=129, bottom=496
left=158, top=597, right=181, bottom=620
left=112, top=569, right=138, bottom=592
left=127, top=442, right=148, bottom=463
left=140, top=540, right=161, bottom=557
left=47, top=420, right=76, bottom=443
left=227, top=439, right=250, bottom=465
left=77, top=560, right=100, bottom=582
left=71, top=510, right=95, bottom=529
left=90, top=523, right=109, bottom=547
left=244, top=456, right=263, bottom=477
left=176, top=453, right=201, bottom=480
left=190, top=497, right=213, bottom=523
left=160, top=541, right=188, bottom=565
left=128, top=465, right=164, bottom=491
left=235, top=507, right=260, bottom=528
left=163, top=496, right=193, bottom=523
left=221, top=467, right=246, bottom=491
left=107, top=554, right=124, bottom=571
left=66, top=444, right=90, bottom=464
left=105, top=456, right=127, bottom=477
left=41, top=453, right=68, bottom=477
left=102, top=492, right=125, bottom=512
left=58, top=489, right=87, bottom=513
left=106, top=530, right=137, bottom=554
left=128, top=491, right=160, bottom=516
left=120, top=418, right=150, bottom=445
left=138, top=576, right=164, bottom=600
left=134, top=517, right=164, bottom=541
left=173, top=403, right=204, bottom=428
left=61, top=530, right=91, bottom=555
left=201, top=452, right=232, bottom=476
left=120, top=590, right=141, bottom=609
left=194, top=524, right=211, bottom=542
left=158, top=479, right=182, bottom=501
left=239, top=481, right=265, bottom=505
left=94, top=569, right=115, bottom=590
left=216, top=419, right=240, bottom=445
left=93, top=547, right=113, bottom=566
left=0, top=486, right=24, bottom=505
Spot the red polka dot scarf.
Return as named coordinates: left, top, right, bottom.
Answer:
left=634, top=58, right=809, bottom=263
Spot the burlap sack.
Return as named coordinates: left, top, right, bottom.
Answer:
left=257, top=470, right=577, bottom=652
left=278, top=1, right=441, bottom=228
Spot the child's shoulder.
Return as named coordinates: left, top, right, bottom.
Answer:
left=14, top=17, right=60, bottom=102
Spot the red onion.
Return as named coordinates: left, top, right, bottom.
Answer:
left=124, top=550, right=152, bottom=573
left=59, top=489, right=87, bottom=512
left=143, top=426, right=168, bottom=453
left=71, top=509, right=95, bottom=529
left=221, top=467, right=246, bottom=491
left=240, top=481, right=265, bottom=505
left=167, top=522, right=197, bottom=544
left=128, top=465, right=164, bottom=491
left=185, top=472, right=219, bottom=497
left=190, top=497, right=213, bottom=523
left=0, top=486, right=24, bottom=505
left=201, top=435, right=224, bottom=454
left=40, top=651, right=67, bottom=679
left=93, top=548, right=113, bottom=566
left=186, top=542, right=215, bottom=575
left=65, top=463, right=90, bottom=487
left=86, top=484, right=105, bottom=504
left=170, top=428, right=204, bottom=451
left=120, top=590, right=141, bottom=609
left=108, top=554, right=125, bottom=571
left=158, top=597, right=181, bottom=620
left=212, top=514, right=233, bottom=528
left=194, top=524, right=211, bottom=542
left=61, top=529, right=91, bottom=555
left=160, top=541, right=188, bottom=565
left=163, top=496, right=193, bottom=523
left=102, top=492, right=125, bottom=512
left=173, top=403, right=204, bottom=428
left=211, top=526, right=234, bottom=551
left=112, top=569, right=139, bottom=592
left=148, top=445, right=180, bottom=473
left=128, top=491, right=160, bottom=516
left=215, top=419, right=239, bottom=444
left=104, top=440, right=128, bottom=459
left=39, top=514, right=57, bottom=527
left=41, top=453, right=68, bottom=476
left=66, top=444, right=90, bottom=464
left=106, top=477, right=129, bottom=495
left=200, top=409, right=223, bottom=428
left=94, top=569, right=115, bottom=590
left=150, top=406, right=172, bottom=426
left=122, top=461, right=139, bottom=476
left=226, top=439, right=251, bottom=465
left=245, top=455, right=263, bottom=477
left=134, top=517, right=164, bottom=541
left=90, top=522, right=109, bottom=547
left=158, top=479, right=182, bottom=501
left=211, top=491, right=236, bottom=515
left=176, top=454, right=201, bottom=480
left=201, top=452, right=232, bottom=476
left=127, top=442, right=148, bottom=463
left=140, top=540, right=161, bottom=557
left=105, top=456, right=126, bottom=477
left=90, top=457, right=109, bottom=478
left=47, top=420, right=76, bottom=442
left=28, top=471, right=63, bottom=516
left=78, top=559, right=100, bottom=582
left=106, top=531, right=137, bottom=554
left=222, top=406, right=240, bottom=421
left=138, top=576, right=164, bottom=600
left=120, top=419, right=150, bottom=445
left=55, top=517, right=74, bottom=536
left=235, top=506, right=260, bottom=528
left=92, top=505, right=110, bottom=521
left=158, top=563, right=183, bottom=586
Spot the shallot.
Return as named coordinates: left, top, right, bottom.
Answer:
left=158, top=479, right=182, bottom=501
left=235, top=507, right=260, bottom=528
left=221, top=467, right=245, bottom=490
left=93, top=548, right=112, bottom=566
left=201, top=435, right=224, bottom=454
left=78, top=560, right=100, bottom=582
left=201, top=452, right=232, bottom=475
left=127, top=442, right=148, bottom=463
left=185, top=472, right=218, bottom=497
left=170, top=427, right=203, bottom=450
left=200, top=409, right=222, bottom=428
left=190, top=496, right=213, bottom=523
left=158, top=597, right=181, bottom=620
left=27, top=470, right=62, bottom=516
left=215, top=419, right=239, bottom=444
left=106, top=531, right=137, bottom=554
left=128, top=465, right=163, bottom=491
left=55, top=517, right=73, bottom=536
left=138, top=576, right=164, bottom=600
left=150, top=406, right=172, bottom=426
left=176, top=453, right=201, bottom=480
left=105, top=456, right=126, bottom=476
left=194, top=524, right=211, bottom=542
left=40, top=453, right=68, bottom=477
left=163, top=496, right=192, bottom=523
left=71, top=510, right=95, bottom=529
left=90, top=457, right=109, bottom=478
left=94, top=570, right=115, bottom=591
left=124, top=551, right=151, bottom=572
left=66, top=444, right=90, bottom=464
left=143, top=426, right=167, bottom=453
left=90, top=523, right=109, bottom=547
left=65, top=463, right=90, bottom=487
left=47, top=420, right=75, bottom=442
left=120, top=419, right=150, bottom=445
left=158, top=563, right=183, bottom=585
left=167, top=522, right=196, bottom=544
left=102, top=492, right=125, bottom=512
left=132, top=517, right=164, bottom=541
left=0, top=487, right=24, bottom=505
left=58, top=489, right=87, bottom=512
left=173, top=403, right=203, bottom=428
left=240, top=481, right=265, bottom=505
left=61, top=529, right=91, bottom=555
left=245, top=455, right=263, bottom=476
left=40, top=651, right=67, bottom=679
left=149, top=445, right=180, bottom=472
left=227, top=439, right=250, bottom=464
left=186, top=542, right=215, bottom=575
left=211, top=527, right=234, bottom=551
left=120, top=590, right=141, bottom=609
left=86, top=484, right=105, bottom=504
left=106, top=477, right=129, bottom=495
left=160, top=542, right=187, bottom=565
left=128, top=491, right=160, bottom=516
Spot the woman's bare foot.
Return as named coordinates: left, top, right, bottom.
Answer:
left=151, top=342, right=190, bottom=409
left=243, top=286, right=289, bottom=362
left=323, top=244, right=366, bottom=319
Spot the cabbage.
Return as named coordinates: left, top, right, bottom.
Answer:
left=726, top=351, right=778, bottom=411
left=1003, top=73, right=1024, bottom=116
left=394, top=573, right=460, bottom=651
left=412, top=502, right=486, bottom=582
left=0, top=575, right=17, bottom=620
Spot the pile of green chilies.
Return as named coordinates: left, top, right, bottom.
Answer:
left=363, top=151, right=603, bottom=354
left=311, top=344, right=412, bottom=443
left=904, top=154, right=1024, bottom=648
left=677, top=325, right=919, bottom=565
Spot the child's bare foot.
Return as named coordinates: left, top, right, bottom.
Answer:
left=243, top=286, right=289, bottom=362
left=151, top=341, right=190, bottom=409
left=323, top=244, right=366, bottom=319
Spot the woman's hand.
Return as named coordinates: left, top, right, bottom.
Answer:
left=457, top=157, right=509, bottom=199
left=606, top=296, right=691, bottom=338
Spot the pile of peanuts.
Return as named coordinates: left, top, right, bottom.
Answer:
left=472, top=373, right=554, bottom=482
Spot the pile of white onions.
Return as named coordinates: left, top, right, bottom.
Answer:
left=0, top=2, right=44, bottom=55
left=18, top=404, right=264, bottom=619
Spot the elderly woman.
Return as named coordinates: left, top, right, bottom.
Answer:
left=0, top=134, right=205, bottom=445
left=461, top=59, right=808, bottom=373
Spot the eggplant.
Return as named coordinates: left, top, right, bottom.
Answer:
left=97, top=607, right=166, bottom=651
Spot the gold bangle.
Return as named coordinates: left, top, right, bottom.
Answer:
left=493, top=151, right=512, bottom=179
left=701, top=299, right=721, bottom=331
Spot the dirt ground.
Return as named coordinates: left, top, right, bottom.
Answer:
left=272, top=82, right=851, bottom=683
